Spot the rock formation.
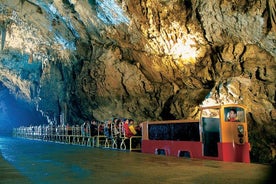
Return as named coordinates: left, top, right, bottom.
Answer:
left=0, top=0, right=275, bottom=163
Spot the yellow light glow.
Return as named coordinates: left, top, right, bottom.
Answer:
left=170, top=37, right=197, bottom=63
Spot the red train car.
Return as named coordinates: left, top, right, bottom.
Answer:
left=141, top=104, right=250, bottom=163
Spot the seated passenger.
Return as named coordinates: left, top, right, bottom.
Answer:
left=123, top=119, right=135, bottom=138
left=127, top=119, right=141, bottom=149
left=128, top=119, right=137, bottom=136
left=112, top=118, right=121, bottom=137
left=227, top=109, right=240, bottom=122
left=90, top=120, right=98, bottom=136
left=81, top=121, right=86, bottom=136
left=98, top=122, right=104, bottom=135
left=135, top=123, right=142, bottom=136
left=104, top=120, right=112, bottom=138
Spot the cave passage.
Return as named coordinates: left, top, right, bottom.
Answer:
left=0, top=83, right=47, bottom=134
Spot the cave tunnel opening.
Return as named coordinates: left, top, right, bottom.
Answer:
left=0, top=83, right=48, bottom=135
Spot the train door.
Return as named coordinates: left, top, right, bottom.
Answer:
left=201, top=107, right=221, bottom=157
left=221, top=106, right=247, bottom=144
left=220, top=105, right=250, bottom=162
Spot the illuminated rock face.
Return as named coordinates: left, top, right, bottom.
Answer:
left=0, top=0, right=275, bottom=161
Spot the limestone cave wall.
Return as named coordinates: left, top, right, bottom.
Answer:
left=0, top=0, right=275, bottom=163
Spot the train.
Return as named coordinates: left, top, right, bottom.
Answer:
left=13, top=104, right=250, bottom=163
left=141, top=104, right=250, bottom=163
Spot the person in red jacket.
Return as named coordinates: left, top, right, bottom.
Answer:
left=227, top=109, right=240, bottom=122
left=123, top=119, right=134, bottom=138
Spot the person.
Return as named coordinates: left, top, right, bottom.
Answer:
left=123, top=119, right=134, bottom=138
left=128, top=119, right=137, bottom=136
left=136, top=122, right=142, bottom=136
left=127, top=119, right=142, bottom=149
left=112, top=118, right=121, bottom=137
left=81, top=121, right=87, bottom=136
left=227, top=109, right=239, bottom=122
left=90, top=120, right=98, bottom=136
left=98, top=122, right=104, bottom=135
left=104, top=120, right=112, bottom=138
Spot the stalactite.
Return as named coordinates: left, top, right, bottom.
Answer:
left=0, top=21, right=6, bottom=51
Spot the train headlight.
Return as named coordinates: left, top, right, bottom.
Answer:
left=237, top=125, right=244, bottom=144
left=237, top=125, right=244, bottom=134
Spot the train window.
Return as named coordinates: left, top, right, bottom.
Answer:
left=201, top=109, right=219, bottom=118
left=172, top=123, right=200, bottom=141
left=148, top=124, right=171, bottom=140
left=224, top=107, right=245, bottom=122
left=148, top=123, right=200, bottom=141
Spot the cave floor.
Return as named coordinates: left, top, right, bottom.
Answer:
left=0, top=136, right=275, bottom=184
left=0, top=154, right=30, bottom=183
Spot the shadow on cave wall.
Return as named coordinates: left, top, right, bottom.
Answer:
left=160, top=96, right=176, bottom=120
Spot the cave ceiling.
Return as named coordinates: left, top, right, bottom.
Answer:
left=0, top=0, right=275, bottom=126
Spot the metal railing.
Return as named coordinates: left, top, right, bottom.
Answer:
left=13, top=123, right=141, bottom=152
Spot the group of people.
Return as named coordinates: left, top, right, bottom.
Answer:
left=81, top=117, right=142, bottom=139
left=79, top=117, right=142, bottom=149
left=14, top=117, right=143, bottom=150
